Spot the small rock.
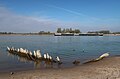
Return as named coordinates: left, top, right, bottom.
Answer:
left=10, top=72, right=14, bottom=75
left=72, top=49, right=75, bottom=51
left=73, top=60, right=80, bottom=65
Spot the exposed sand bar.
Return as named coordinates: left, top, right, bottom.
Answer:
left=0, top=56, right=120, bottom=79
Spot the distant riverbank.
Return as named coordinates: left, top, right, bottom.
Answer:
left=0, top=33, right=120, bottom=36
left=0, top=33, right=54, bottom=36
left=104, top=34, right=120, bottom=36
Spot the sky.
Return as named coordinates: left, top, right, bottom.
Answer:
left=0, top=0, right=120, bottom=33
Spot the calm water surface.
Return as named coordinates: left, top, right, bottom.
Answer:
left=0, top=35, right=120, bottom=72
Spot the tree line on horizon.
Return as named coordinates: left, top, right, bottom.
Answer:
left=87, top=30, right=110, bottom=34
left=87, top=30, right=120, bottom=34
left=0, top=32, right=14, bottom=34
left=0, top=30, right=120, bottom=34
left=57, top=28, right=81, bottom=33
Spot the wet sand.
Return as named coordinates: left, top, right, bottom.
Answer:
left=0, top=56, right=120, bottom=79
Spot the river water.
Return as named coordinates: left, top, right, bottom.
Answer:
left=0, top=35, right=120, bottom=72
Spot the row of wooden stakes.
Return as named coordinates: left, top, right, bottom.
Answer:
left=7, top=47, right=62, bottom=65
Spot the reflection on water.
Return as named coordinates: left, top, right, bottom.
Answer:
left=7, top=51, right=60, bottom=69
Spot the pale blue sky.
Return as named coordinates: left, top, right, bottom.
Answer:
left=0, top=0, right=120, bottom=32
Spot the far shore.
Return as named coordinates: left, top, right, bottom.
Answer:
left=0, top=56, right=120, bottom=79
left=0, top=33, right=120, bottom=36
left=0, top=33, right=54, bottom=36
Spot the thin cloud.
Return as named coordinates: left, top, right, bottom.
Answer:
left=0, top=7, right=55, bottom=32
left=46, top=4, right=100, bottom=21
left=0, top=6, right=81, bottom=32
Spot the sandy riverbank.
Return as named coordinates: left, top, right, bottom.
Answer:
left=0, top=56, right=120, bottom=79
